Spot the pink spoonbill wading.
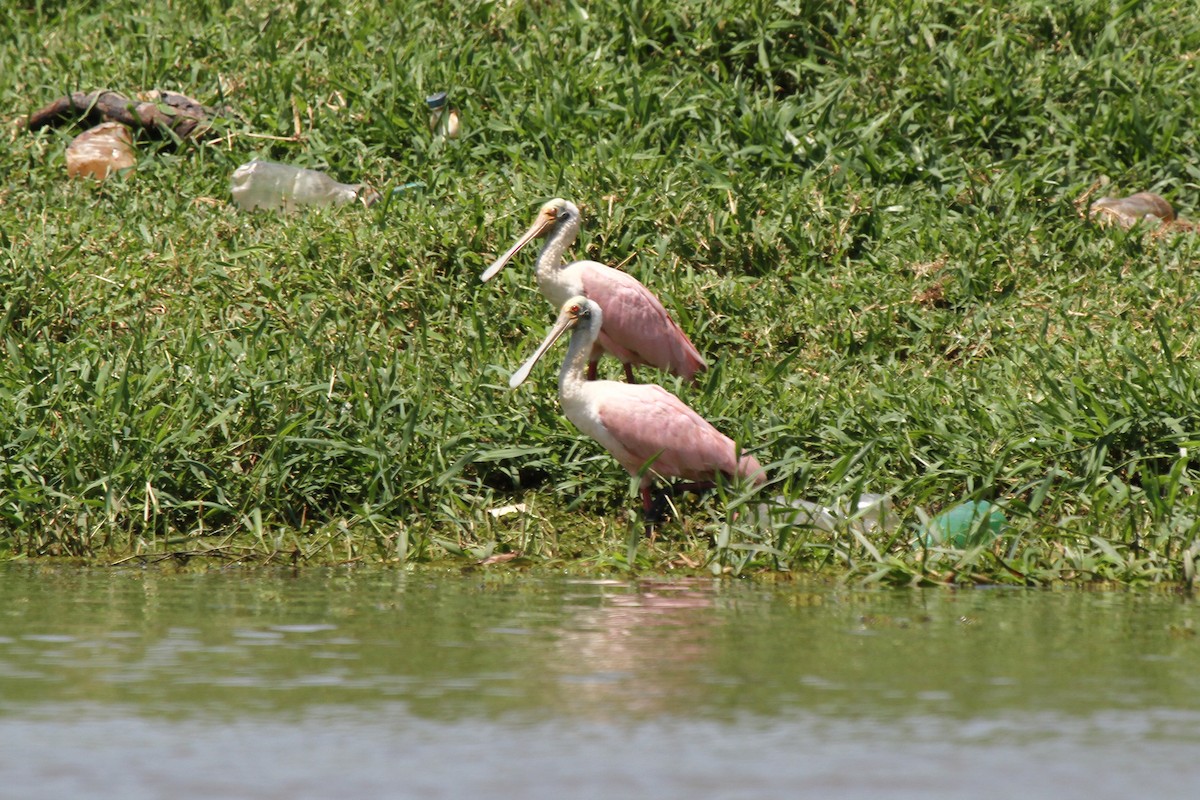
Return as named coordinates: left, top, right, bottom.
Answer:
left=481, top=198, right=706, bottom=383
left=509, top=295, right=766, bottom=527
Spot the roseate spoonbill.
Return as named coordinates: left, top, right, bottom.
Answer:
left=509, top=295, right=765, bottom=523
left=481, top=198, right=706, bottom=383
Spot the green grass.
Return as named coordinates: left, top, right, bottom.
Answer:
left=4, top=0, right=1200, bottom=585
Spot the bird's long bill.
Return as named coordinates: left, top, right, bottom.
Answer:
left=508, top=311, right=576, bottom=389
left=480, top=215, right=551, bottom=283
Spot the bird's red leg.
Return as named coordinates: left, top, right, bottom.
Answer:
left=641, top=485, right=657, bottom=538
left=587, top=359, right=598, bottom=380
left=623, top=363, right=637, bottom=383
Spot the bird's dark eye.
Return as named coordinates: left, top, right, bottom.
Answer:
left=558, top=209, right=570, bottom=221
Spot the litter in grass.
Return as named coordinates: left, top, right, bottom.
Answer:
left=755, top=493, right=897, bottom=535
left=487, top=503, right=528, bottom=519
left=230, top=159, right=380, bottom=211
left=919, top=500, right=1008, bottom=549
left=1089, top=192, right=1175, bottom=228
left=65, top=122, right=136, bottom=180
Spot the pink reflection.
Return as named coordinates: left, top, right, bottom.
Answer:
left=551, top=579, right=720, bottom=717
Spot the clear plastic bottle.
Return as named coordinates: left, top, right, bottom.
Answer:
left=754, top=493, right=897, bottom=534
left=1089, top=192, right=1174, bottom=228
left=230, top=160, right=379, bottom=211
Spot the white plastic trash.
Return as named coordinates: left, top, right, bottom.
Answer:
left=230, top=160, right=379, bottom=211
left=755, top=493, right=897, bottom=534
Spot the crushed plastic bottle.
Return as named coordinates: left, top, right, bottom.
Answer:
left=755, top=493, right=897, bottom=535
left=65, top=122, right=136, bottom=180
left=230, top=159, right=379, bottom=211
left=919, top=500, right=1007, bottom=549
left=1089, top=192, right=1174, bottom=229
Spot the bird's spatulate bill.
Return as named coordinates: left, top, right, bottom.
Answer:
left=508, top=310, right=577, bottom=389
left=481, top=211, right=556, bottom=282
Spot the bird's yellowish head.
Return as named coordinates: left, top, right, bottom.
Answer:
left=481, top=198, right=576, bottom=283
left=562, top=295, right=594, bottom=327
left=532, top=200, right=565, bottom=237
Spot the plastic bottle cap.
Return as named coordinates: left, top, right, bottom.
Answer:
left=426, top=92, right=448, bottom=110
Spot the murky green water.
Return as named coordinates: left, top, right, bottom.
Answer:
left=0, top=565, right=1198, bottom=799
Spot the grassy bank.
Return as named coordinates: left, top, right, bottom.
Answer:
left=3, top=0, right=1200, bottom=585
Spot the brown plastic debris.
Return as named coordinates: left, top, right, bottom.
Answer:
left=1089, top=192, right=1175, bottom=229
left=26, top=89, right=218, bottom=141
left=65, top=122, right=136, bottom=179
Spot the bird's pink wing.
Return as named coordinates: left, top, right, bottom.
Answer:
left=596, top=385, right=745, bottom=483
left=580, top=264, right=706, bottom=379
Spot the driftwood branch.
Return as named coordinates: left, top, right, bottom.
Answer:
left=26, top=89, right=219, bottom=140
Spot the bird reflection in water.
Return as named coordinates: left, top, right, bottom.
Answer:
left=550, top=578, right=721, bottom=718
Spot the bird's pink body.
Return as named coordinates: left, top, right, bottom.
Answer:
left=509, top=297, right=763, bottom=519
left=581, top=380, right=763, bottom=489
left=483, top=199, right=706, bottom=382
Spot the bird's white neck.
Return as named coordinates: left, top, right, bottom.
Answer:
left=558, top=331, right=591, bottom=402
left=558, top=308, right=599, bottom=404
left=535, top=220, right=579, bottom=287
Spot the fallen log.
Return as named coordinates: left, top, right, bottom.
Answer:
left=26, top=89, right=219, bottom=140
